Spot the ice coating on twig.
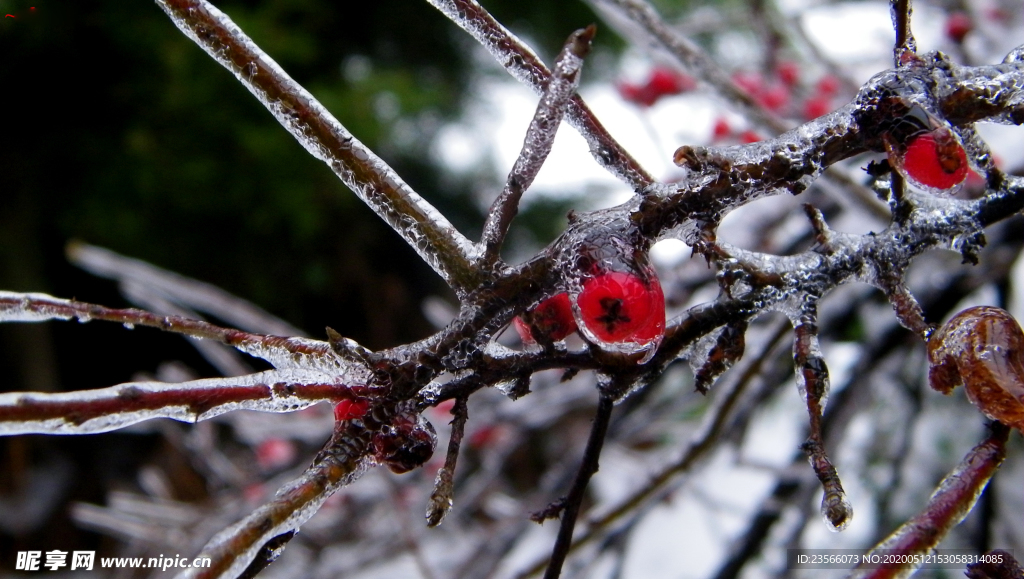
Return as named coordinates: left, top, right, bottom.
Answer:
left=847, top=424, right=1009, bottom=579
left=426, top=0, right=654, bottom=190
left=67, top=241, right=305, bottom=337
left=179, top=445, right=375, bottom=579
left=480, top=25, right=594, bottom=263
left=0, top=369, right=359, bottom=435
left=791, top=302, right=853, bottom=532
left=155, top=0, right=478, bottom=290
left=0, top=291, right=357, bottom=375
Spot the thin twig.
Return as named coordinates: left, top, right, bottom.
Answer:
left=0, top=370, right=362, bottom=435
left=0, top=292, right=345, bottom=372
left=586, top=0, right=788, bottom=135
left=543, top=393, right=615, bottom=579
left=889, top=0, right=918, bottom=66
left=425, top=0, right=655, bottom=191
left=848, top=422, right=1010, bottom=579
left=426, top=397, right=469, bottom=527
left=480, top=25, right=595, bottom=265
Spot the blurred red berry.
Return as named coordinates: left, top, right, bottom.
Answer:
left=777, top=61, right=801, bottom=87
left=256, top=438, right=296, bottom=471
left=815, top=75, right=841, bottom=97
left=617, top=82, right=645, bottom=104
left=514, top=292, right=577, bottom=344
left=334, top=398, right=370, bottom=421
left=618, top=68, right=695, bottom=107
left=945, top=12, right=973, bottom=43
left=732, top=71, right=764, bottom=96
left=648, top=67, right=695, bottom=95
left=900, top=130, right=969, bottom=190
left=739, top=130, right=762, bottom=143
left=802, top=96, right=831, bottom=120
left=712, top=117, right=732, bottom=140
left=577, top=271, right=665, bottom=345
left=758, top=84, right=789, bottom=112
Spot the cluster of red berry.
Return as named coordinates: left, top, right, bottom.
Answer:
left=514, top=268, right=665, bottom=352
left=705, top=66, right=843, bottom=144
left=617, top=67, right=697, bottom=107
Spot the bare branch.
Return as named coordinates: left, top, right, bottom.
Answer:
left=426, top=397, right=468, bottom=527
left=425, top=0, right=655, bottom=191
left=543, top=392, right=614, bottom=579
left=154, top=0, right=479, bottom=291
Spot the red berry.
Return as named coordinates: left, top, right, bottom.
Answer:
left=757, top=84, right=789, bottom=112
left=334, top=398, right=370, bottom=421
left=777, top=61, right=801, bottom=87
left=900, top=130, right=969, bottom=191
left=945, top=12, right=973, bottom=43
left=732, top=71, right=763, bottom=96
left=256, top=438, right=296, bottom=471
left=647, top=67, right=692, bottom=96
left=802, top=96, right=831, bottom=120
left=617, top=82, right=645, bottom=104
left=514, top=292, right=577, bottom=345
left=815, top=75, right=841, bottom=97
left=711, top=117, right=732, bottom=141
left=739, top=130, right=762, bottom=143
left=576, top=271, right=665, bottom=345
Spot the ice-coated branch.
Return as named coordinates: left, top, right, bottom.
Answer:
left=847, top=422, right=1010, bottom=579
left=425, top=0, right=655, bottom=191
left=792, top=307, right=851, bottom=531
left=154, top=0, right=480, bottom=291
left=0, top=292, right=350, bottom=374
left=480, top=25, right=595, bottom=265
left=0, top=370, right=363, bottom=435
left=889, top=0, right=918, bottom=66
left=425, top=396, right=468, bottom=527
left=67, top=241, right=306, bottom=337
left=180, top=421, right=377, bottom=579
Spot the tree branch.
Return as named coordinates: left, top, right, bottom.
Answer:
left=154, top=0, right=480, bottom=291
left=480, top=25, right=595, bottom=265
left=425, top=0, right=655, bottom=191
